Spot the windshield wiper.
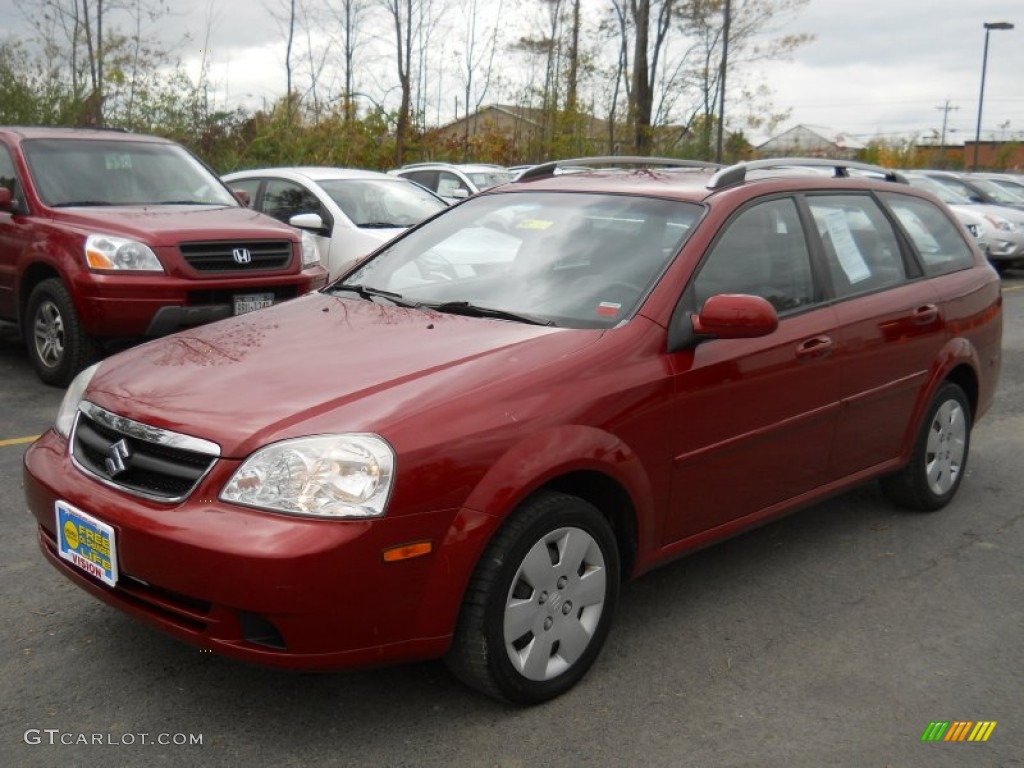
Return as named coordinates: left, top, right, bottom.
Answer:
left=51, top=200, right=114, bottom=207
left=149, top=200, right=224, bottom=206
left=423, top=301, right=554, bottom=327
left=330, top=283, right=421, bottom=308
left=358, top=222, right=406, bottom=229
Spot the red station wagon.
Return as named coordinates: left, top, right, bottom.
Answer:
left=24, top=157, right=1002, bottom=704
left=0, top=127, right=328, bottom=385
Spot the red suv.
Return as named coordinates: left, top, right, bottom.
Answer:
left=24, top=157, right=1002, bottom=704
left=0, top=127, right=328, bottom=385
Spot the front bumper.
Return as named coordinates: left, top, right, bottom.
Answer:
left=24, top=430, right=498, bottom=670
left=71, top=267, right=329, bottom=338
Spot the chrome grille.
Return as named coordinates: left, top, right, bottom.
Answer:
left=70, top=402, right=220, bottom=502
left=178, top=239, right=293, bottom=272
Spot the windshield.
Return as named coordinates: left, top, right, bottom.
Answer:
left=317, top=178, right=447, bottom=227
left=988, top=179, right=1024, bottom=201
left=970, top=178, right=1024, bottom=204
left=907, top=176, right=971, bottom=204
left=343, top=191, right=702, bottom=329
left=467, top=171, right=513, bottom=190
left=23, top=138, right=237, bottom=207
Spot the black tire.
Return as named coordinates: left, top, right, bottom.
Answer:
left=445, top=490, right=620, bottom=704
left=24, top=278, right=101, bottom=387
left=881, top=382, right=972, bottom=511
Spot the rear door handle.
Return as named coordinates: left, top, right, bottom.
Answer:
left=796, top=335, right=833, bottom=360
left=912, top=304, right=940, bottom=325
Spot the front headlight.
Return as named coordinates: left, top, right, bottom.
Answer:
left=982, top=214, right=1016, bottom=233
left=54, top=363, right=100, bottom=439
left=85, top=234, right=163, bottom=271
left=220, top=434, right=395, bottom=518
left=300, top=230, right=320, bottom=267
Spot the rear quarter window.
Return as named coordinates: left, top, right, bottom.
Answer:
left=879, top=193, right=975, bottom=276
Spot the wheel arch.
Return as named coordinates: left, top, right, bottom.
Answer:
left=459, top=425, right=654, bottom=582
left=18, top=262, right=62, bottom=328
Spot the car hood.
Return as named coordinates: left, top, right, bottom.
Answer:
left=85, top=293, right=598, bottom=457
left=48, top=205, right=299, bottom=244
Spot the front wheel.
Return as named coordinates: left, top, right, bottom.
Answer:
left=24, top=278, right=101, bottom=387
left=881, top=382, right=971, bottom=511
left=446, top=490, right=620, bottom=704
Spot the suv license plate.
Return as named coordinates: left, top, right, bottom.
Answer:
left=234, top=293, right=274, bottom=315
left=56, top=500, right=118, bottom=587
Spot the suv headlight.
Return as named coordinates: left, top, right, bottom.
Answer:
left=300, top=230, right=320, bottom=267
left=220, top=434, right=395, bottom=518
left=54, top=363, right=100, bottom=439
left=85, top=234, right=163, bottom=271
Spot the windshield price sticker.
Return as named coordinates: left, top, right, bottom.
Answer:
left=56, top=501, right=118, bottom=587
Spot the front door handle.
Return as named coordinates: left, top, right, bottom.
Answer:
left=796, top=335, right=833, bottom=360
left=912, top=304, right=940, bottom=325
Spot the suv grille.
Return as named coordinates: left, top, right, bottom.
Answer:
left=71, top=402, right=220, bottom=502
left=179, top=240, right=293, bottom=272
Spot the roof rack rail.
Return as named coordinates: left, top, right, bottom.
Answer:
left=707, top=158, right=908, bottom=190
left=516, top=156, right=722, bottom=182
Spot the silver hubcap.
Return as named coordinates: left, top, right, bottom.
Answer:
left=33, top=300, right=65, bottom=368
left=925, top=399, right=966, bottom=496
left=503, top=526, right=607, bottom=681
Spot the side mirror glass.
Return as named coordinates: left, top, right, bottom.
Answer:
left=692, top=294, right=779, bottom=339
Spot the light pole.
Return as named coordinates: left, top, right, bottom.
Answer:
left=973, top=21, right=1014, bottom=170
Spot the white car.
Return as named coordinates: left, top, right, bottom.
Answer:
left=223, top=167, right=448, bottom=279
left=388, top=163, right=513, bottom=202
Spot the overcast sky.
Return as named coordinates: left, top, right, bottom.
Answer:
left=5, top=0, right=1022, bottom=145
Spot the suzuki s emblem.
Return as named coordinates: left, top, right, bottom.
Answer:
left=232, top=247, right=252, bottom=264
left=105, top=439, right=131, bottom=477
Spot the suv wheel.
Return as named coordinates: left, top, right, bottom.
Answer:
left=446, top=490, right=620, bottom=704
left=25, top=278, right=101, bottom=387
left=881, top=382, right=971, bottom=511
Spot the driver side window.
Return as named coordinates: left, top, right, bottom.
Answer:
left=694, top=198, right=816, bottom=314
left=0, top=146, right=26, bottom=210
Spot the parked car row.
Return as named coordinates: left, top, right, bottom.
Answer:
left=23, top=154, right=1001, bottom=704
left=0, top=127, right=329, bottom=386
left=0, top=125, right=525, bottom=386
left=903, top=169, right=1024, bottom=272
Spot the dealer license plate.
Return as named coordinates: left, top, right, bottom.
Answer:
left=233, top=293, right=274, bottom=315
left=55, top=501, right=118, bottom=587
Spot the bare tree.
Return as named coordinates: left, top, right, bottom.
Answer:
left=380, top=0, right=416, bottom=164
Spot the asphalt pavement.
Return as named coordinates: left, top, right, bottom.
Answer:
left=1, top=278, right=1022, bottom=768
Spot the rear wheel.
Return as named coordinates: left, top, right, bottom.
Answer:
left=446, top=490, right=620, bottom=704
left=881, top=382, right=971, bottom=511
left=24, top=278, right=101, bottom=387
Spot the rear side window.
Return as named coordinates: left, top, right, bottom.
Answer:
left=879, top=192, right=975, bottom=276
left=806, top=195, right=906, bottom=299
left=694, top=198, right=816, bottom=314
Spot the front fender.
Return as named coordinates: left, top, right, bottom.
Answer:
left=461, top=423, right=656, bottom=556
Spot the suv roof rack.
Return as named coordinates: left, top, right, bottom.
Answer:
left=516, top=156, right=722, bottom=182
left=708, top=157, right=908, bottom=190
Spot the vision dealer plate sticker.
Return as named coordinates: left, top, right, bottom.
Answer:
left=55, top=500, right=118, bottom=587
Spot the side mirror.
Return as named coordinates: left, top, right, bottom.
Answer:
left=450, top=188, right=470, bottom=200
left=691, top=294, right=779, bottom=339
left=232, top=188, right=250, bottom=207
left=0, top=187, right=12, bottom=211
left=289, top=212, right=326, bottom=233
